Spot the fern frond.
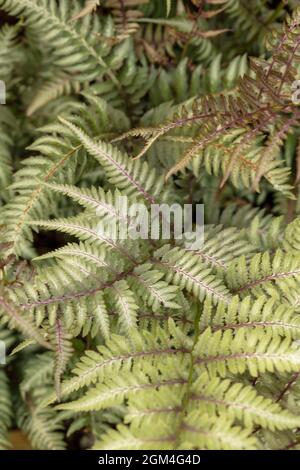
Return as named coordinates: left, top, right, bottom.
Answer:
left=41, top=181, right=136, bottom=226
left=193, top=224, right=255, bottom=272
left=0, top=0, right=123, bottom=87
left=59, top=118, right=163, bottom=203
left=28, top=216, right=134, bottom=261
left=94, top=415, right=256, bottom=450
left=129, top=263, right=180, bottom=312
left=194, top=328, right=300, bottom=377
left=0, top=22, right=21, bottom=82
left=154, top=245, right=230, bottom=304
left=188, top=373, right=300, bottom=432
left=2, top=0, right=300, bottom=452
left=282, top=217, right=300, bottom=253
left=2, top=96, right=131, bottom=256
left=26, top=75, right=83, bottom=116
left=40, top=326, right=190, bottom=407
left=225, top=0, right=274, bottom=43
left=201, top=296, right=300, bottom=341
left=226, top=250, right=300, bottom=305
left=17, top=403, right=66, bottom=450
left=109, top=280, right=139, bottom=334
left=0, top=295, right=53, bottom=350
left=178, top=412, right=257, bottom=450
left=34, top=241, right=122, bottom=272
left=52, top=319, right=73, bottom=400
left=0, top=370, right=12, bottom=449
left=20, top=353, right=54, bottom=397
left=121, top=8, right=300, bottom=192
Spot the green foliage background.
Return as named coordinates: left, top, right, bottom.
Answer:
left=1, top=0, right=300, bottom=450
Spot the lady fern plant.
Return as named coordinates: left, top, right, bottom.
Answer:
left=1, top=0, right=300, bottom=451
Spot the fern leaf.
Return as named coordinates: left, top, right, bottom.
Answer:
left=154, top=245, right=230, bottom=304
left=195, top=328, right=300, bottom=377
left=59, top=118, right=163, bottom=203
left=53, top=320, right=73, bottom=401
left=17, top=404, right=66, bottom=450
left=226, top=250, right=300, bottom=305
left=129, top=263, right=180, bottom=312
left=0, top=296, right=53, bottom=350
left=0, top=371, right=12, bottom=450
left=110, top=280, right=139, bottom=334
